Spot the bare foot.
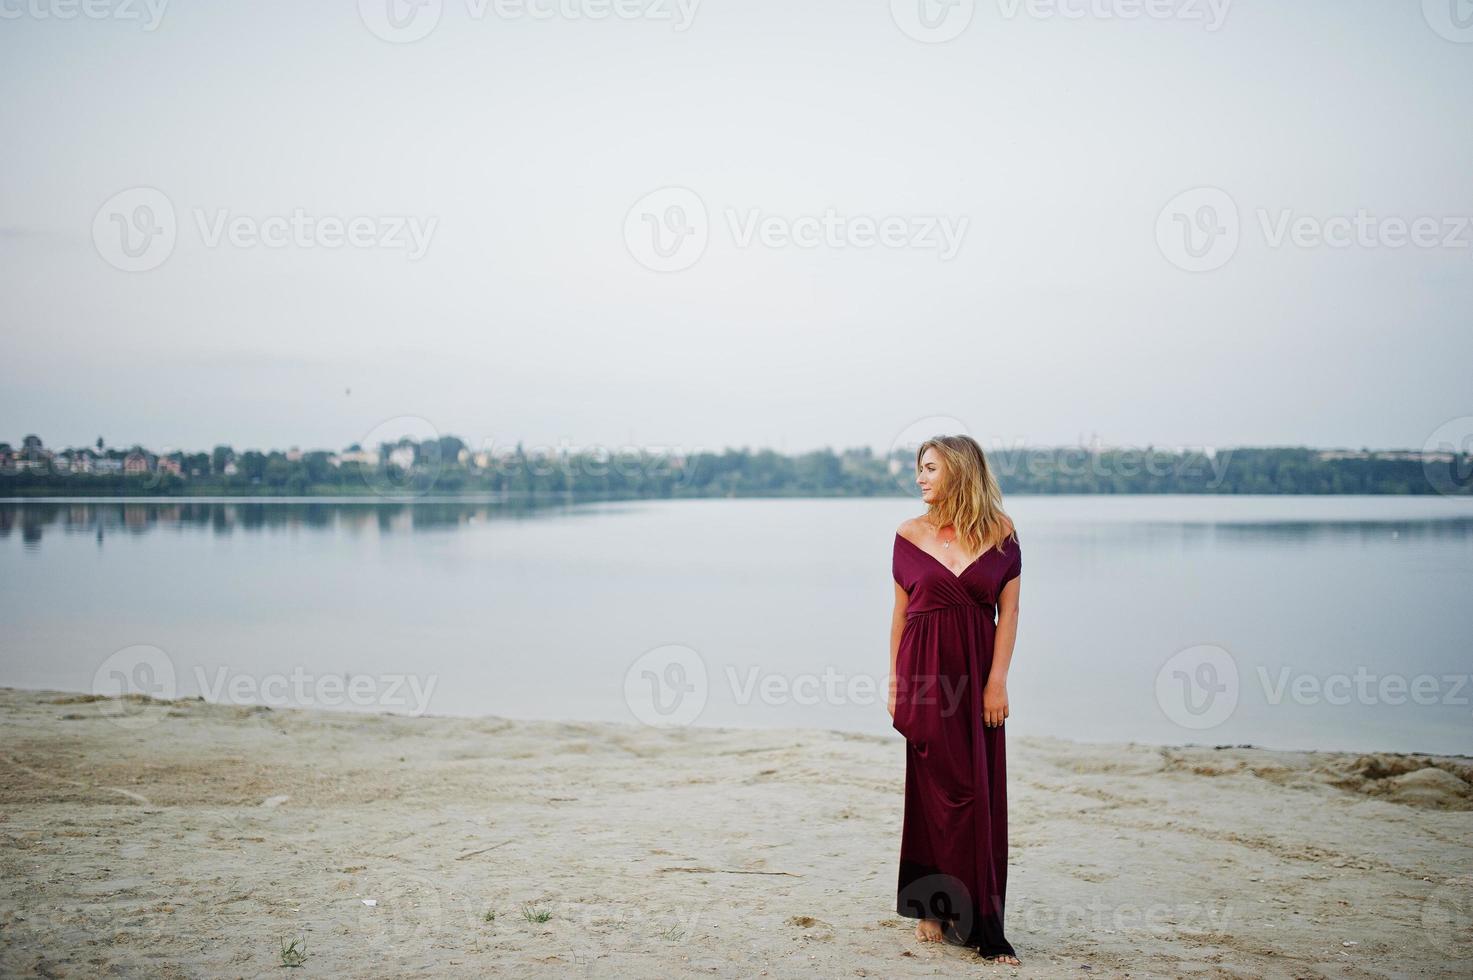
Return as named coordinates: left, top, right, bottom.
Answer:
left=914, top=918, right=944, bottom=943
left=986, top=952, right=1021, bottom=965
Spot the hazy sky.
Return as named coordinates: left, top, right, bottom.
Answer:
left=2, top=0, right=1469, bottom=456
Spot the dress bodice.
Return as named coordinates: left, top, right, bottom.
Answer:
left=892, top=531, right=1021, bottom=618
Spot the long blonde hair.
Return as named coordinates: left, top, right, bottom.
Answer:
left=916, top=434, right=1014, bottom=555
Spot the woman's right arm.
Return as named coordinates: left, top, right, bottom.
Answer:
left=888, top=580, right=908, bottom=719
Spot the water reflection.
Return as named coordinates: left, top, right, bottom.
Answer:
left=9, top=498, right=1473, bottom=553
left=0, top=498, right=595, bottom=549
left=1144, top=517, right=1473, bottom=546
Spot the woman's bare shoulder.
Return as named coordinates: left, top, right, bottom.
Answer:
left=896, top=515, right=928, bottom=539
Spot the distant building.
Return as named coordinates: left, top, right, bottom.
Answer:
left=123, top=454, right=149, bottom=475
left=388, top=446, right=415, bottom=469
left=223, top=460, right=239, bottom=476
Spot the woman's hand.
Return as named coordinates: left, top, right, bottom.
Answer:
left=982, top=680, right=1009, bottom=728
left=887, top=674, right=897, bottom=720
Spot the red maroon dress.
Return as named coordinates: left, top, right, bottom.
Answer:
left=892, top=528, right=1021, bottom=959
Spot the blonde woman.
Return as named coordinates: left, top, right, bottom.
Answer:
left=889, top=434, right=1022, bottom=965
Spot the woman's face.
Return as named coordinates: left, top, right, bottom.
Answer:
left=916, top=447, right=945, bottom=504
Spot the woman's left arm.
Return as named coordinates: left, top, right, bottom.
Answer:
left=983, top=574, right=1020, bottom=727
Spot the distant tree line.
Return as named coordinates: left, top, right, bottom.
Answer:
left=1, top=433, right=1466, bottom=497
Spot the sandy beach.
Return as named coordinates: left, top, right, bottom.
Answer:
left=0, top=687, right=1468, bottom=978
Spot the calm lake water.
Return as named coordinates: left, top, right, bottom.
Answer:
left=1, top=495, right=1470, bottom=755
